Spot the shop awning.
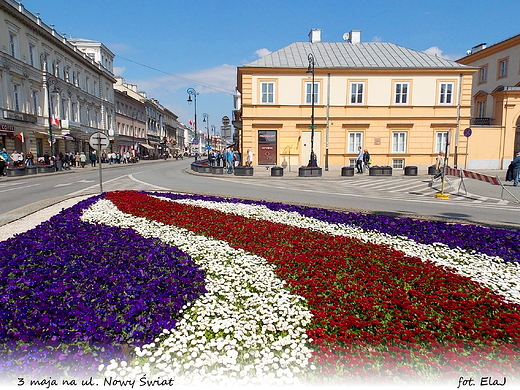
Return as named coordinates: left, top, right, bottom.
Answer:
left=140, top=143, right=154, bottom=150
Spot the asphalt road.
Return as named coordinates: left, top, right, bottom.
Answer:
left=1, top=159, right=519, bottom=229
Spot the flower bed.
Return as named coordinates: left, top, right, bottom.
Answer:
left=1, top=190, right=520, bottom=387
left=0, top=195, right=205, bottom=381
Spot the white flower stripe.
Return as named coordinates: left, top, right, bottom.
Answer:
left=158, top=196, right=520, bottom=305
left=81, top=199, right=313, bottom=386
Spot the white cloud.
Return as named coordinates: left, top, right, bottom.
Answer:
left=113, top=66, right=126, bottom=77
left=255, top=48, right=271, bottom=58
left=423, top=46, right=460, bottom=61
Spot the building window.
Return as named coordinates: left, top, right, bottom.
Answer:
left=260, top=82, right=275, bottom=104
left=29, top=44, right=36, bottom=68
left=499, top=58, right=508, bottom=78
left=439, top=82, right=454, bottom=105
left=392, top=159, right=405, bottom=169
left=350, top=82, right=364, bottom=104
left=13, top=84, right=20, bottom=112
left=305, top=82, right=319, bottom=104
left=476, top=100, right=486, bottom=118
left=31, top=90, right=38, bottom=116
left=348, top=132, right=363, bottom=153
left=392, top=132, right=407, bottom=153
left=394, top=82, right=409, bottom=104
left=9, top=32, right=19, bottom=58
left=479, top=66, right=487, bottom=84
left=436, top=131, right=449, bottom=153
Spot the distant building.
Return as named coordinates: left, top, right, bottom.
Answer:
left=457, top=34, right=520, bottom=168
left=235, top=29, right=477, bottom=171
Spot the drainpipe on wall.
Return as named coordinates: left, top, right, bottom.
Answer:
left=325, top=73, right=330, bottom=171
left=454, top=73, right=462, bottom=168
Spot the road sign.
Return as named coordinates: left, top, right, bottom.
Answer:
left=221, top=125, right=232, bottom=138
left=205, top=145, right=212, bottom=150
left=463, top=128, right=472, bottom=137
left=89, top=132, right=110, bottom=150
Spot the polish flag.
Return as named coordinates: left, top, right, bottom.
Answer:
left=188, top=120, right=194, bottom=126
left=16, top=133, right=24, bottom=143
left=51, top=116, right=60, bottom=127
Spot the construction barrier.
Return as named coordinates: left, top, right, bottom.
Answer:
left=444, top=167, right=500, bottom=185
left=443, top=167, right=518, bottom=202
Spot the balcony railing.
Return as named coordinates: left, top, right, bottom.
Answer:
left=471, top=117, right=491, bottom=126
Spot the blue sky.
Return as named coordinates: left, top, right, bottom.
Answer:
left=21, top=0, right=520, bottom=134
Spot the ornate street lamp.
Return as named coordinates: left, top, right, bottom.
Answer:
left=307, top=53, right=318, bottom=167
left=203, top=113, right=210, bottom=152
left=187, top=88, right=199, bottom=154
left=45, top=73, right=59, bottom=158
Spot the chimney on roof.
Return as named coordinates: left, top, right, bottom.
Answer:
left=348, top=30, right=361, bottom=44
left=309, top=29, right=322, bottom=43
left=471, top=43, right=487, bottom=53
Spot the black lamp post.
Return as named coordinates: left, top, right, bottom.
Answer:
left=307, top=53, right=318, bottom=167
left=203, top=113, right=210, bottom=152
left=187, top=88, right=199, bottom=154
left=46, top=73, right=59, bottom=158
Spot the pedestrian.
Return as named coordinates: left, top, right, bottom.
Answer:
left=246, top=149, right=253, bottom=167
left=356, top=146, right=363, bottom=173
left=25, top=151, right=34, bottom=166
left=226, top=148, right=235, bottom=174
left=10, top=150, right=21, bottom=167
left=0, top=148, right=9, bottom=175
left=362, top=149, right=371, bottom=173
left=0, top=153, right=5, bottom=176
left=90, top=152, right=97, bottom=167
left=80, top=152, right=87, bottom=168
left=511, top=151, right=520, bottom=187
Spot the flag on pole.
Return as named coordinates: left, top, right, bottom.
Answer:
left=16, top=133, right=25, bottom=143
left=51, top=116, right=60, bottom=127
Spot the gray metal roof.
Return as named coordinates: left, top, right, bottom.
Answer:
left=244, top=41, right=469, bottom=69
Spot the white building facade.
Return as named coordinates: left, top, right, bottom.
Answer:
left=0, top=0, right=115, bottom=159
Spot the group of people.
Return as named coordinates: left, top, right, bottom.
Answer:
left=356, top=146, right=371, bottom=174
left=0, top=148, right=36, bottom=175
left=200, top=148, right=242, bottom=174
left=101, top=151, right=138, bottom=165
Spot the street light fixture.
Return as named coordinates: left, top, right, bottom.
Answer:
left=203, top=113, right=210, bottom=152
left=307, top=53, right=318, bottom=167
left=187, top=88, right=199, bottom=154
left=45, top=72, right=59, bottom=158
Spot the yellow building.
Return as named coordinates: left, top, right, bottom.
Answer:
left=457, top=34, right=520, bottom=169
left=235, top=29, right=478, bottom=172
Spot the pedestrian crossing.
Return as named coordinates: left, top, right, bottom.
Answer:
left=215, top=175, right=511, bottom=206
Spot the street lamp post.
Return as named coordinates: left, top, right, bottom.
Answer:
left=45, top=73, right=59, bottom=158
left=187, top=88, right=199, bottom=155
left=307, top=53, right=318, bottom=167
left=203, top=113, right=210, bottom=152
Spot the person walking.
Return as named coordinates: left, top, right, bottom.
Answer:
left=1, top=148, right=10, bottom=175
left=356, top=146, right=364, bottom=174
left=90, top=151, right=97, bottom=167
left=226, top=148, right=235, bottom=174
left=362, top=149, right=371, bottom=173
left=512, top=151, right=520, bottom=187
left=246, top=149, right=254, bottom=167
left=80, top=152, right=87, bottom=168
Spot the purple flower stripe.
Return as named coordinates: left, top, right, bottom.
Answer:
left=0, top=194, right=206, bottom=379
left=148, top=192, right=520, bottom=263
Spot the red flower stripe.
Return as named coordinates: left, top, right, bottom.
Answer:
left=105, top=191, right=520, bottom=381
